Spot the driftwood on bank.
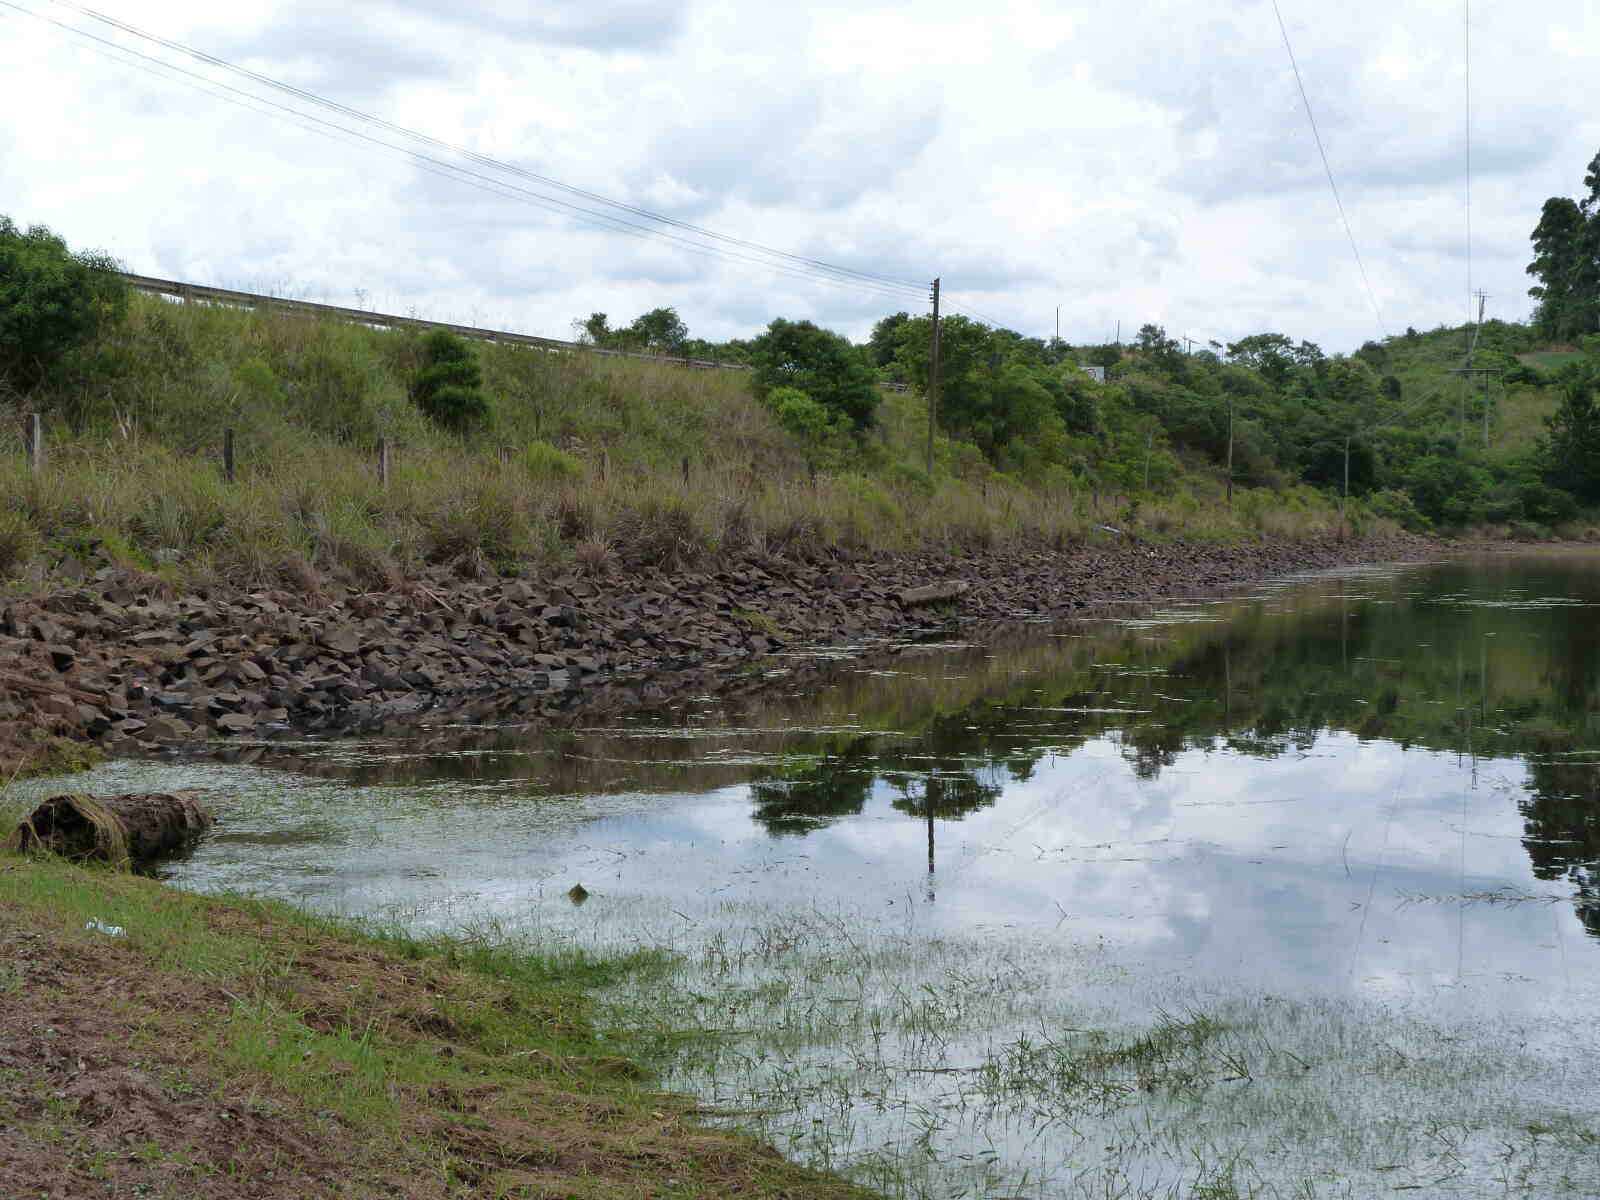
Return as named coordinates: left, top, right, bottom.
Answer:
left=898, top=580, right=970, bottom=607
left=8, top=792, right=213, bottom=867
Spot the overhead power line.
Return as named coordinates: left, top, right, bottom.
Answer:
left=945, top=297, right=1013, bottom=329
left=1464, top=0, right=1473, bottom=327
left=1271, top=1, right=1388, bottom=339
left=47, top=0, right=929, bottom=296
left=3, top=1, right=931, bottom=304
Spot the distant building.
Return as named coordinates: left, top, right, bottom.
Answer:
left=1081, top=365, right=1106, bottom=384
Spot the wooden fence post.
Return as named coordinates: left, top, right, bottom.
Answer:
left=599, top=449, right=609, bottom=484
left=222, top=427, right=235, bottom=483
left=377, top=437, right=390, bottom=487
left=25, top=413, right=43, bottom=479
left=681, top=455, right=690, bottom=487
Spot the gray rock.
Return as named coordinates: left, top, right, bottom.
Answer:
left=147, top=716, right=192, bottom=740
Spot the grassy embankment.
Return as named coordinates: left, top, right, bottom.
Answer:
left=0, top=788, right=875, bottom=1199
left=0, top=293, right=1360, bottom=593
left=1382, top=321, right=1569, bottom=459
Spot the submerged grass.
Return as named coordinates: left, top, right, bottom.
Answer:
left=563, top=897, right=1600, bottom=1200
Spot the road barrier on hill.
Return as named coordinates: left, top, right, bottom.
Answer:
left=115, top=272, right=750, bottom=373
left=116, top=272, right=916, bottom=391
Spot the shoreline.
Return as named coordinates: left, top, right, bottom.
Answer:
left=1, top=529, right=1440, bottom=777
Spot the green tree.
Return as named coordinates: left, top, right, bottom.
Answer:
left=895, top=314, right=994, bottom=442
left=0, top=216, right=127, bottom=393
left=1135, top=323, right=1185, bottom=373
left=578, top=312, right=612, bottom=345
left=1282, top=358, right=1384, bottom=495
left=1085, top=343, right=1122, bottom=370
left=1527, top=196, right=1594, bottom=340
left=411, top=329, right=487, bottom=432
left=749, top=318, right=879, bottom=431
left=625, top=306, right=689, bottom=354
left=1404, top=454, right=1492, bottom=526
left=1226, top=333, right=1296, bottom=387
left=867, top=311, right=911, bottom=368
left=1527, top=150, right=1600, bottom=340
left=1545, top=366, right=1600, bottom=503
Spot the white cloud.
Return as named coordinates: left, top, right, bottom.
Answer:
left=2, top=0, right=1597, bottom=350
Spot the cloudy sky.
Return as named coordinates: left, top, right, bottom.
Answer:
left=3, top=0, right=1597, bottom=353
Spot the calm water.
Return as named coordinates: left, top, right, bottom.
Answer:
left=26, top=551, right=1600, bottom=1196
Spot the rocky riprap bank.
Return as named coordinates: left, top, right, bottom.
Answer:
left=0, top=531, right=1435, bottom=765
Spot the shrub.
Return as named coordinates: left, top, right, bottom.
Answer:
left=1401, top=454, right=1493, bottom=526
left=0, top=510, right=40, bottom=578
left=835, top=473, right=903, bottom=531
left=887, top=460, right=935, bottom=495
left=0, top=216, right=127, bottom=393
left=767, top=386, right=837, bottom=443
left=522, top=439, right=582, bottom=482
left=1517, top=480, right=1580, bottom=524
left=411, top=330, right=487, bottom=432
left=765, top=385, right=849, bottom=471
left=425, top=478, right=528, bottom=572
left=1366, top=488, right=1432, bottom=532
left=612, top=494, right=711, bottom=567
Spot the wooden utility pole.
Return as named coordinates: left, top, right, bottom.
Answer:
left=25, top=413, right=43, bottom=479
left=1457, top=290, right=1489, bottom=443
left=1341, top=434, right=1351, bottom=537
left=926, top=278, right=941, bottom=477
left=1226, top=394, right=1235, bottom=504
left=1475, top=290, right=1489, bottom=447
left=1481, top=368, right=1491, bottom=447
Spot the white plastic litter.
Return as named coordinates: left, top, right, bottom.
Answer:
left=84, top=918, right=125, bottom=937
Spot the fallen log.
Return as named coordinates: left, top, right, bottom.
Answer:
left=0, top=669, right=104, bottom=706
left=897, top=580, right=970, bottom=607
left=8, top=792, right=213, bottom=867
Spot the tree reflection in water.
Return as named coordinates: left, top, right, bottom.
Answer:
left=740, top=557, right=1600, bottom=936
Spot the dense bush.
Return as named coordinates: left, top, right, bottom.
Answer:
left=749, top=318, right=880, bottom=432
left=1545, top=368, right=1600, bottom=503
left=411, top=330, right=487, bottom=432
left=1366, top=488, right=1432, bottom=532
left=0, top=216, right=127, bottom=393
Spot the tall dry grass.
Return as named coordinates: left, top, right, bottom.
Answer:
left=0, top=294, right=1360, bottom=588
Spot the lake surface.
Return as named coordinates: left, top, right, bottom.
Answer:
left=25, top=551, right=1600, bottom=1197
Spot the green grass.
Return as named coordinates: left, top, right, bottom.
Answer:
left=1519, top=350, right=1589, bottom=372
left=0, top=848, right=880, bottom=1198
left=0, top=294, right=1375, bottom=592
